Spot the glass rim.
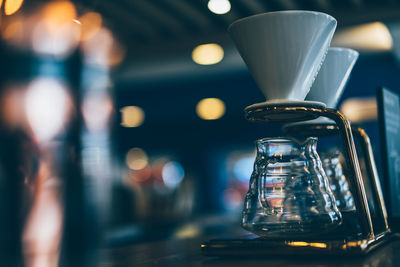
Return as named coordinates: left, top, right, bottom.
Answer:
left=255, top=136, right=317, bottom=144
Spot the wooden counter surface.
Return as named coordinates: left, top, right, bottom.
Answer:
left=105, top=234, right=400, bottom=267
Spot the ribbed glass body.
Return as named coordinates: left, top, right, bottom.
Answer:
left=242, top=137, right=342, bottom=237
left=322, top=151, right=355, bottom=212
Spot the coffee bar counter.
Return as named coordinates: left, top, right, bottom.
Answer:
left=106, top=233, right=400, bottom=267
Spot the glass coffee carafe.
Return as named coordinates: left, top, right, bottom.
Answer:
left=242, top=137, right=342, bottom=237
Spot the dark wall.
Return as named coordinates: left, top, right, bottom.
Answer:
left=114, top=51, right=400, bottom=211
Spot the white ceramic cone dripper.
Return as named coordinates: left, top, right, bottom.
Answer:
left=304, top=47, right=359, bottom=124
left=229, top=11, right=337, bottom=105
left=306, top=47, right=359, bottom=108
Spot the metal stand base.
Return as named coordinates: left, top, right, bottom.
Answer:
left=202, top=103, right=392, bottom=257
left=202, top=232, right=394, bottom=256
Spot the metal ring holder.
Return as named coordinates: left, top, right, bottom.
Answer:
left=245, top=102, right=392, bottom=253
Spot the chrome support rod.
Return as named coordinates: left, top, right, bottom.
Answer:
left=322, top=108, right=375, bottom=239
left=352, top=127, right=390, bottom=232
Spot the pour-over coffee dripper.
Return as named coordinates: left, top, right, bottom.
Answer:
left=302, top=47, right=358, bottom=124
left=283, top=47, right=391, bottom=245
left=307, top=47, right=358, bottom=108
left=202, top=11, right=393, bottom=257
left=228, top=10, right=336, bottom=110
left=285, top=48, right=359, bottom=214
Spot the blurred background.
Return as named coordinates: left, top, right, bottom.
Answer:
left=1, top=0, right=400, bottom=266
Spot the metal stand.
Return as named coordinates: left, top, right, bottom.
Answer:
left=244, top=103, right=392, bottom=252
left=201, top=103, right=393, bottom=257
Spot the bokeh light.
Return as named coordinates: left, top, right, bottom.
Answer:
left=108, top=40, right=126, bottom=67
left=130, top=165, right=152, bottom=183
left=82, top=93, right=113, bottom=132
left=126, top=148, right=148, bottom=171
left=340, top=97, right=377, bottom=123
left=79, top=11, right=102, bottom=41
left=120, top=106, right=145, bottom=127
left=0, top=88, right=24, bottom=128
left=81, top=27, right=125, bottom=67
left=233, top=156, right=254, bottom=182
left=332, top=22, right=393, bottom=51
left=1, top=17, right=24, bottom=45
left=23, top=176, right=63, bottom=267
left=192, top=43, right=224, bottom=65
left=32, top=1, right=80, bottom=58
left=207, top=0, right=231, bottom=15
left=223, top=188, right=242, bottom=210
left=162, top=161, right=185, bottom=189
left=4, top=0, right=24, bottom=16
left=25, top=78, right=70, bottom=142
left=41, top=1, right=77, bottom=31
left=196, top=98, right=225, bottom=120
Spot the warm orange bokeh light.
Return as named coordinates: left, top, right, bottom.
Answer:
left=108, top=40, right=126, bottom=67
left=0, top=88, right=25, bottom=128
left=79, top=12, right=102, bottom=41
left=196, top=98, right=226, bottom=120
left=42, top=1, right=77, bottom=32
left=32, top=1, right=80, bottom=57
left=81, top=27, right=125, bottom=67
left=2, top=18, right=23, bottom=41
left=4, top=0, right=24, bottom=16
left=126, top=148, right=148, bottom=171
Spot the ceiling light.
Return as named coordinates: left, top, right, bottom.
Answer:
left=207, top=0, right=231, bottom=15
left=332, top=22, right=393, bottom=51
left=125, top=148, right=148, bottom=171
left=196, top=98, right=226, bottom=120
left=340, top=97, right=377, bottom=123
left=4, top=0, right=24, bottom=16
left=120, top=106, right=144, bottom=127
left=192, top=43, right=224, bottom=65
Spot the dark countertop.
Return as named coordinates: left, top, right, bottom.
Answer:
left=106, top=234, right=400, bottom=267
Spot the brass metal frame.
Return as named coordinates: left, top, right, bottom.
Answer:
left=352, top=127, right=390, bottom=234
left=201, top=103, right=393, bottom=256
left=244, top=103, right=392, bottom=250
left=283, top=122, right=391, bottom=237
